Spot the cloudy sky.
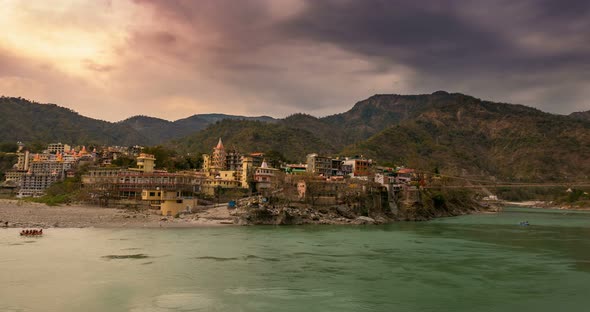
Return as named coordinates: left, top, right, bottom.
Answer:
left=1, top=0, right=589, bottom=121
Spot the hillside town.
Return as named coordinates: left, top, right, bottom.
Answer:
left=0, top=139, right=423, bottom=218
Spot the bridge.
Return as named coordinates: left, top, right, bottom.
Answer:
left=426, top=183, right=590, bottom=189
left=416, top=172, right=590, bottom=191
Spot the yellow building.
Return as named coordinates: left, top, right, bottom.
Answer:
left=135, top=153, right=156, bottom=173
left=141, top=189, right=197, bottom=216
left=201, top=178, right=242, bottom=196
left=202, top=154, right=211, bottom=175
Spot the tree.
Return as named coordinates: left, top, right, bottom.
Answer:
left=264, top=150, right=288, bottom=168
left=111, top=156, right=136, bottom=168
left=0, top=142, right=17, bottom=153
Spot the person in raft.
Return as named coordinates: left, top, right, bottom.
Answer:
left=20, top=229, right=43, bottom=235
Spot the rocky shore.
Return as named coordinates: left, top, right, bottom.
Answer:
left=232, top=203, right=393, bottom=225
left=230, top=188, right=493, bottom=225
left=0, top=188, right=495, bottom=228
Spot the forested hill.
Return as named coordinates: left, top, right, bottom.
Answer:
left=342, top=94, right=590, bottom=181
left=2, top=93, right=589, bottom=181
left=118, top=114, right=277, bottom=143
left=174, top=92, right=590, bottom=181
left=0, top=96, right=276, bottom=146
left=170, top=119, right=337, bottom=162
left=0, top=97, right=148, bottom=146
left=569, top=110, right=590, bottom=122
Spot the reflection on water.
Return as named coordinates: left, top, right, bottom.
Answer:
left=102, top=254, right=150, bottom=260
left=1, top=207, right=590, bottom=312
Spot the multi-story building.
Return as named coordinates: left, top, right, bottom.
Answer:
left=331, top=158, right=345, bottom=176
left=17, top=155, right=72, bottom=197
left=141, top=190, right=198, bottom=216
left=4, top=170, right=26, bottom=184
left=82, top=154, right=203, bottom=201
left=133, top=153, right=156, bottom=173
left=47, top=142, right=71, bottom=154
left=306, top=153, right=332, bottom=177
left=19, top=173, right=62, bottom=197
left=225, top=148, right=242, bottom=171
left=200, top=138, right=275, bottom=194
left=254, top=160, right=279, bottom=191
left=9, top=143, right=83, bottom=197
left=15, top=150, right=31, bottom=171
left=343, top=157, right=373, bottom=178
left=240, top=153, right=264, bottom=188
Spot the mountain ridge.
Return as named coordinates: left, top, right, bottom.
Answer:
left=2, top=93, right=590, bottom=181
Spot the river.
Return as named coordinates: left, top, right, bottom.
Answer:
left=1, top=207, right=590, bottom=311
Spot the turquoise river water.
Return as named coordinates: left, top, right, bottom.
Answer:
left=1, top=207, right=590, bottom=312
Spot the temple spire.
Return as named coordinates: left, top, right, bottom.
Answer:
left=216, top=138, right=224, bottom=150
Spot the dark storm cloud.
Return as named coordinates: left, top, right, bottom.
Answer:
left=284, top=0, right=590, bottom=69
left=3, top=1, right=588, bottom=121
left=128, top=0, right=590, bottom=115
left=277, top=0, right=590, bottom=112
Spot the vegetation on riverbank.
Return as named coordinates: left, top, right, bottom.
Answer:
left=25, top=178, right=82, bottom=206
left=396, top=188, right=485, bottom=221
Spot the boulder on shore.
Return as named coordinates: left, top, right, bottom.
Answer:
left=354, top=216, right=376, bottom=224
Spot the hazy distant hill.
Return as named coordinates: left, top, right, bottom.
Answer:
left=0, top=97, right=148, bottom=146
left=0, top=96, right=277, bottom=146
left=118, top=114, right=277, bottom=144
left=569, top=110, right=590, bottom=122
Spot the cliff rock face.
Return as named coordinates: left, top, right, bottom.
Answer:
left=396, top=189, right=486, bottom=221
left=233, top=188, right=486, bottom=225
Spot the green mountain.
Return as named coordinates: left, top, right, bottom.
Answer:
left=171, top=119, right=336, bottom=162
left=342, top=93, right=590, bottom=181
left=2, top=93, right=589, bottom=181
left=0, top=97, right=277, bottom=146
left=0, top=96, right=148, bottom=146
left=118, top=114, right=277, bottom=144
left=174, top=92, right=590, bottom=181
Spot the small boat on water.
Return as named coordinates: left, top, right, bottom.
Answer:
left=518, top=221, right=530, bottom=226
left=20, top=229, right=43, bottom=236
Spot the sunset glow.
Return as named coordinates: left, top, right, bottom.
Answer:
left=1, top=0, right=589, bottom=121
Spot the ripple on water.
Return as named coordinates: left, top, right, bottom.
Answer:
left=225, top=287, right=334, bottom=299
left=130, top=293, right=219, bottom=312
left=193, top=256, right=239, bottom=261
left=0, top=305, right=27, bottom=312
left=102, top=254, right=150, bottom=260
left=243, top=254, right=280, bottom=262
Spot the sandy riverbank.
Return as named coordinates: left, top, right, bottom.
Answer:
left=501, top=200, right=590, bottom=210
left=0, top=199, right=236, bottom=228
